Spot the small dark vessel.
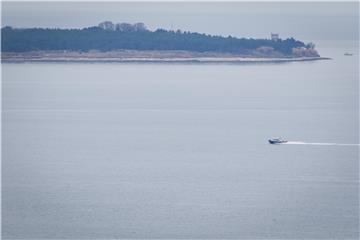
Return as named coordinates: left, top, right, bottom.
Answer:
left=268, top=138, right=287, bottom=144
left=344, top=53, right=353, bottom=56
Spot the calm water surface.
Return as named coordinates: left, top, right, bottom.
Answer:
left=2, top=41, right=359, bottom=239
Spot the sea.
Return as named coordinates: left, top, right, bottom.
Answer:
left=2, top=40, right=359, bottom=239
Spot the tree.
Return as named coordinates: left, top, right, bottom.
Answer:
left=306, top=42, right=315, bottom=49
left=1, top=24, right=311, bottom=57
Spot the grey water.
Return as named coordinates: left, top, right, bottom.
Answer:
left=2, top=41, right=359, bottom=239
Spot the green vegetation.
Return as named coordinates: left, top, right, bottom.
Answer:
left=1, top=24, right=318, bottom=57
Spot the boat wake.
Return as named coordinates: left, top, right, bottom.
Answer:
left=283, top=141, right=359, bottom=146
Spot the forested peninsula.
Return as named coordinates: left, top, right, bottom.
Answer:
left=1, top=21, right=327, bottom=63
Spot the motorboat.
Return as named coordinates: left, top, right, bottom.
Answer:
left=268, top=138, right=287, bottom=144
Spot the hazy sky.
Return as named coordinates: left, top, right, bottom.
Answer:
left=1, top=1, right=359, bottom=42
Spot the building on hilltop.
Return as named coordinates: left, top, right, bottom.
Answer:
left=115, top=23, right=133, bottom=32
left=98, top=21, right=147, bottom=32
left=98, top=21, right=115, bottom=31
left=133, top=23, right=147, bottom=32
left=271, top=33, right=279, bottom=41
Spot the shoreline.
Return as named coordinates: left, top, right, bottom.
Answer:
left=1, top=50, right=331, bottom=63
left=1, top=57, right=331, bottom=64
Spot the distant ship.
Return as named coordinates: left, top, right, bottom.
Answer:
left=268, top=138, right=288, bottom=144
left=344, top=53, right=353, bottom=56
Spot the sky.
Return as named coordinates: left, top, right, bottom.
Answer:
left=1, top=1, right=359, bottom=42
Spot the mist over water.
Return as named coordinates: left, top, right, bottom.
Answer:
left=2, top=41, right=359, bottom=239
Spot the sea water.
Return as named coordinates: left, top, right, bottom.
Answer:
left=2, top=41, right=359, bottom=239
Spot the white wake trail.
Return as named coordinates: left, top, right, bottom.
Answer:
left=283, top=141, right=359, bottom=146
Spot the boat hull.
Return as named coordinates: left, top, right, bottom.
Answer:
left=268, top=139, right=287, bottom=144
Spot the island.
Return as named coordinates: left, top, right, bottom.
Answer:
left=1, top=21, right=330, bottom=63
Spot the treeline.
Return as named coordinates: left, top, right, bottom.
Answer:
left=1, top=24, right=313, bottom=56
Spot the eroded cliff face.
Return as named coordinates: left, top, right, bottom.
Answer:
left=292, top=47, right=320, bottom=57
left=254, top=47, right=284, bottom=58
left=254, top=46, right=320, bottom=58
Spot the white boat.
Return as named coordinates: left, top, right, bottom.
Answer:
left=268, top=138, right=288, bottom=144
